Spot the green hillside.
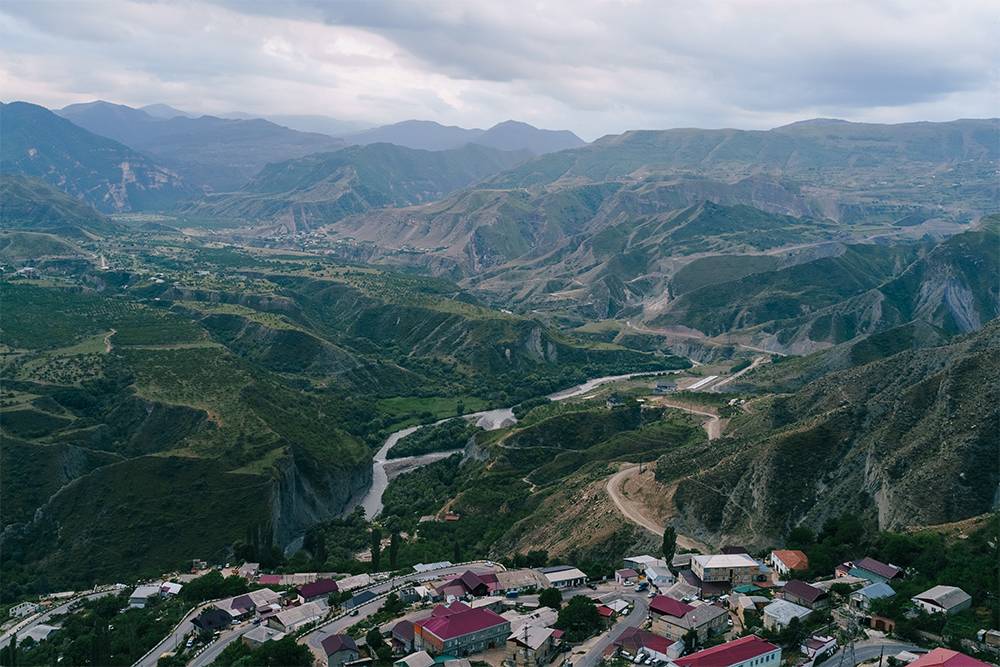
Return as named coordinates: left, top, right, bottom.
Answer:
left=659, top=321, right=1000, bottom=545
left=0, top=174, right=122, bottom=239
left=0, top=102, right=193, bottom=212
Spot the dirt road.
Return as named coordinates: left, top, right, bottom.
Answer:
left=606, top=465, right=709, bottom=552
left=653, top=398, right=722, bottom=440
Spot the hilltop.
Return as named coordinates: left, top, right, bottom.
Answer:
left=344, top=119, right=586, bottom=154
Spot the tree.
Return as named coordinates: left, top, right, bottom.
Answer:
left=389, top=531, right=400, bottom=570
left=366, top=627, right=392, bottom=661
left=539, top=588, right=563, bottom=610
left=370, top=526, right=382, bottom=571
left=452, top=539, right=461, bottom=563
left=662, top=525, right=677, bottom=562
left=554, top=596, right=602, bottom=642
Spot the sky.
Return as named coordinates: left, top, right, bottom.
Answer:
left=1, top=0, right=996, bottom=140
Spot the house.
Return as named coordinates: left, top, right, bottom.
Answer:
left=615, top=568, right=639, bottom=585
left=346, top=590, right=378, bottom=609
left=911, top=586, right=972, bottom=615
left=649, top=595, right=728, bottom=641
left=841, top=557, right=901, bottom=583
left=907, top=648, right=993, bottom=667
left=691, top=554, right=759, bottom=585
left=258, top=574, right=283, bottom=586
left=539, top=566, right=587, bottom=590
left=674, top=635, right=781, bottom=667
left=624, top=555, right=668, bottom=572
left=645, top=566, right=674, bottom=589
left=243, top=625, right=285, bottom=648
left=506, top=625, right=560, bottom=667
left=670, top=554, right=692, bottom=572
left=663, top=579, right=700, bottom=602
left=762, top=600, right=811, bottom=630
left=161, top=582, right=184, bottom=597
left=779, top=580, right=828, bottom=609
left=268, top=601, right=325, bottom=633
left=413, top=602, right=511, bottom=656
left=730, top=595, right=761, bottom=625
left=721, top=545, right=750, bottom=555
left=219, top=588, right=282, bottom=620
left=437, top=571, right=497, bottom=598
left=9, top=602, right=40, bottom=618
left=323, top=634, right=360, bottom=667
left=395, top=650, right=435, bottom=667
left=469, top=596, right=505, bottom=613
left=338, top=573, right=374, bottom=591
left=613, top=627, right=683, bottom=662
left=129, top=583, right=163, bottom=608
left=654, top=380, right=677, bottom=394
left=299, top=578, right=340, bottom=604
left=850, top=582, right=895, bottom=611
left=193, top=608, right=232, bottom=634
left=495, top=569, right=549, bottom=594
left=606, top=599, right=631, bottom=615
left=606, top=395, right=625, bottom=408
left=501, top=607, right=558, bottom=636
left=770, top=550, right=809, bottom=577
left=800, top=635, right=836, bottom=659
left=392, top=620, right=416, bottom=653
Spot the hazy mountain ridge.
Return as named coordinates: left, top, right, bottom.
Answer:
left=58, top=100, right=345, bottom=191
left=179, top=142, right=531, bottom=233
left=344, top=118, right=586, bottom=154
left=0, top=102, right=193, bottom=212
left=0, top=174, right=122, bottom=239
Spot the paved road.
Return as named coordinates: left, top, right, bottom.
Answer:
left=1, top=589, right=119, bottom=647
left=189, top=623, right=255, bottom=667
left=650, top=399, right=721, bottom=440
left=572, top=592, right=649, bottom=667
left=133, top=600, right=218, bottom=667
left=605, top=466, right=707, bottom=552
left=822, top=640, right=922, bottom=667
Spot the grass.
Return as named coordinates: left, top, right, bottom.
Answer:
left=376, top=395, right=488, bottom=420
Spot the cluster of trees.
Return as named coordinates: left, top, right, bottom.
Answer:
left=212, top=636, right=313, bottom=667
left=554, top=596, right=603, bottom=642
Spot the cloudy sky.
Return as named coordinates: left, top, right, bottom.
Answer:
left=1, top=0, right=996, bottom=140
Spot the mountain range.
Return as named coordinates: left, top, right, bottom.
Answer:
left=0, top=102, right=193, bottom=212
left=343, top=119, right=586, bottom=154
left=58, top=101, right=345, bottom=192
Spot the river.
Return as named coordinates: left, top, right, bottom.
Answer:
left=356, top=369, right=678, bottom=518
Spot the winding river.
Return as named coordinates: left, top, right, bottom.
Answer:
left=356, top=369, right=676, bottom=518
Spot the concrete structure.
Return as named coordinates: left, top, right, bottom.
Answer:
left=501, top=607, right=558, bottom=636
left=691, top=554, right=759, bottom=585
left=18, top=624, right=59, bottom=646
left=268, top=601, right=324, bottom=633
left=850, top=582, right=895, bottom=611
left=649, top=595, right=728, bottom=641
left=242, top=625, right=285, bottom=647
left=495, top=569, right=548, bottom=594
left=624, top=555, right=668, bottom=572
left=323, top=634, right=360, bottom=667
left=506, top=626, right=559, bottom=667
left=237, top=562, right=260, bottom=579
left=674, top=635, right=781, bottom=667
left=413, top=602, right=511, bottom=656
left=779, top=580, right=828, bottom=609
left=911, top=586, right=972, bottom=615
left=539, top=567, right=586, bottom=590
left=645, top=565, right=674, bottom=588
left=129, top=583, right=163, bottom=608
left=160, top=582, right=183, bottom=597
left=839, top=557, right=901, bottom=584
left=9, top=602, right=40, bottom=618
left=769, top=550, right=809, bottom=578
left=395, top=651, right=434, bottom=667
left=762, top=600, right=811, bottom=630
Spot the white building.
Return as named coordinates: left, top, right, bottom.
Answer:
left=624, top=555, right=668, bottom=572
left=911, top=586, right=972, bottom=616
left=9, top=602, right=40, bottom=618
left=645, top=565, right=675, bottom=588
left=691, top=554, right=759, bottom=584
left=160, top=582, right=184, bottom=596
left=762, top=600, right=811, bottom=630
left=129, top=583, right=163, bottom=608
left=540, top=567, right=587, bottom=589
left=801, top=636, right=837, bottom=659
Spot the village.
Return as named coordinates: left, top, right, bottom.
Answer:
left=3, top=541, right=996, bottom=667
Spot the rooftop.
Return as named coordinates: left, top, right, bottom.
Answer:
left=855, top=582, right=896, bottom=600
left=395, top=650, right=435, bottom=667
left=322, top=634, right=358, bottom=656
left=782, top=580, right=826, bottom=603
left=908, top=648, right=993, bottom=667
left=299, top=578, right=339, bottom=599
left=772, top=550, right=809, bottom=570
left=508, top=626, right=556, bottom=651
left=418, top=605, right=509, bottom=641
left=693, top=554, right=758, bottom=570
left=853, top=557, right=901, bottom=580
left=675, top=635, right=779, bottom=667
left=763, top=599, right=812, bottom=624
left=913, top=586, right=971, bottom=609
left=615, top=627, right=674, bottom=655
left=649, top=595, right=695, bottom=619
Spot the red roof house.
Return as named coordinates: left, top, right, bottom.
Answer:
left=675, top=635, right=780, bottom=667
left=614, top=627, right=675, bottom=658
left=414, top=603, right=511, bottom=655
left=649, top=595, right=696, bottom=618
left=298, top=578, right=339, bottom=602
left=908, top=649, right=993, bottom=667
